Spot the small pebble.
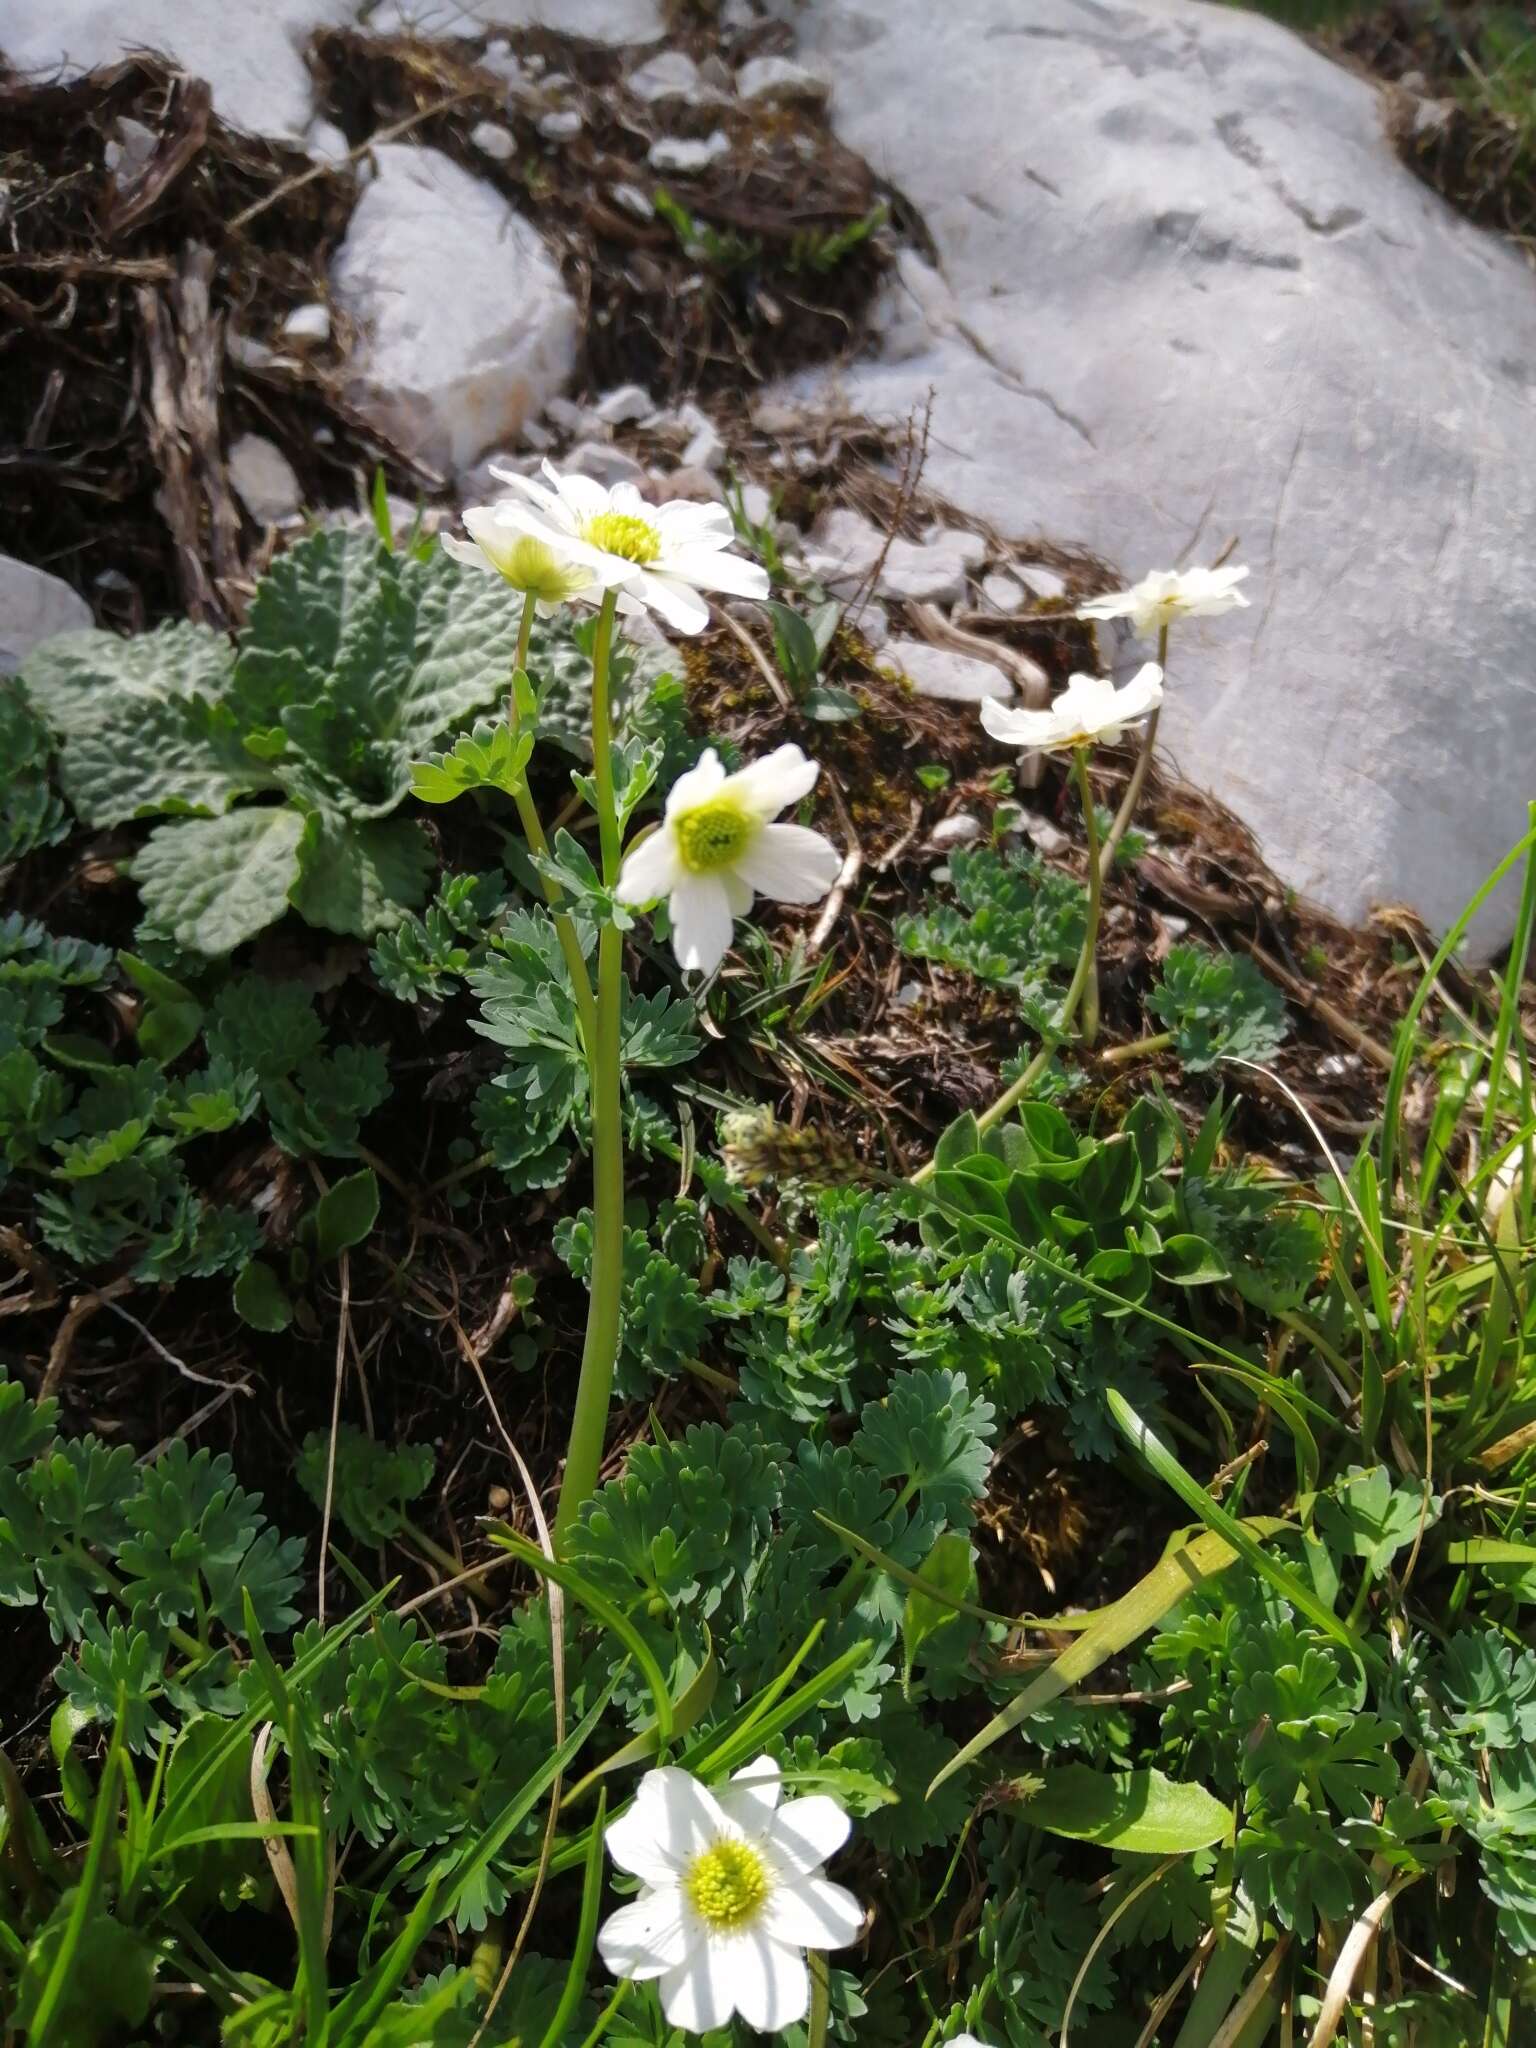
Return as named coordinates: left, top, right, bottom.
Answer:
left=982, top=571, right=1026, bottom=613
left=591, top=382, right=655, bottom=426
left=930, top=813, right=984, bottom=848
left=565, top=440, right=646, bottom=487
left=538, top=109, right=583, bottom=143
left=735, top=55, right=831, bottom=106
left=649, top=131, right=730, bottom=174
left=610, top=181, right=654, bottom=220
left=281, top=302, right=330, bottom=343
left=470, top=120, right=516, bottom=162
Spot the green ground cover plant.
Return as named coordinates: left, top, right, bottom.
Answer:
left=0, top=477, right=1532, bottom=2048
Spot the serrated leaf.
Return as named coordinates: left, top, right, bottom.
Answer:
left=1015, top=1764, right=1234, bottom=1854
left=19, top=621, right=234, bottom=740
left=62, top=692, right=261, bottom=826
left=288, top=812, right=434, bottom=938
left=129, top=808, right=306, bottom=956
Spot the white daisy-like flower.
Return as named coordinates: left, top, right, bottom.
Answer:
left=489, top=460, right=769, bottom=635
left=1076, top=564, right=1251, bottom=637
left=597, top=1756, right=863, bottom=2034
left=615, top=744, right=841, bottom=975
left=980, top=663, right=1164, bottom=754
left=441, top=506, right=606, bottom=615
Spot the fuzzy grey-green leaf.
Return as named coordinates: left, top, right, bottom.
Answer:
left=128, top=808, right=306, bottom=956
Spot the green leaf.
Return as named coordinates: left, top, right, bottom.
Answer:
left=119, top=950, right=203, bottom=1063
left=1147, top=945, right=1288, bottom=1074
left=234, top=1260, right=294, bottom=1333
left=1014, top=1764, right=1234, bottom=1854
left=410, top=720, right=534, bottom=802
left=19, top=620, right=233, bottom=739
left=902, top=1530, right=975, bottom=1672
left=128, top=807, right=306, bottom=956
left=288, top=812, right=434, bottom=939
left=1315, top=1464, right=1436, bottom=1576
left=310, top=1167, right=380, bottom=1262
left=767, top=600, right=822, bottom=692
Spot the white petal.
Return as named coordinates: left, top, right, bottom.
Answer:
left=1075, top=590, right=1135, bottom=622
left=655, top=498, right=737, bottom=546
left=670, top=874, right=736, bottom=974
left=715, top=1755, right=782, bottom=1841
left=659, top=543, right=771, bottom=602
left=723, top=869, right=754, bottom=917
left=762, top=1876, right=864, bottom=1950
left=488, top=466, right=564, bottom=523
left=548, top=465, right=612, bottom=525
left=440, top=532, right=493, bottom=572
left=625, top=569, right=712, bottom=635
left=735, top=824, right=842, bottom=904
left=659, top=1940, right=736, bottom=2033
left=765, top=1794, right=851, bottom=1874
left=1115, top=661, right=1165, bottom=722
left=494, top=504, right=615, bottom=577
left=596, top=1888, right=692, bottom=1980
left=726, top=743, right=819, bottom=819
left=979, top=696, right=1064, bottom=749
left=665, top=749, right=728, bottom=817
left=615, top=826, right=683, bottom=905
left=732, top=1933, right=810, bottom=2032
left=606, top=1768, right=728, bottom=1883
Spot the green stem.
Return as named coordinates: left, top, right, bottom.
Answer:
left=1099, top=1030, right=1175, bottom=1068
left=509, top=592, right=599, bottom=1052
left=1097, top=619, right=1167, bottom=879
left=912, top=747, right=1104, bottom=1181
left=555, top=591, right=625, bottom=1548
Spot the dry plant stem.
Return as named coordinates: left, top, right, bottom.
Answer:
left=555, top=590, right=625, bottom=1547
left=509, top=593, right=600, bottom=1048
left=1098, top=620, right=1167, bottom=878
left=913, top=747, right=1103, bottom=1182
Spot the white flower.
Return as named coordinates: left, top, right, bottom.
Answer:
left=597, top=1756, right=862, bottom=2034
left=1077, top=564, right=1251, bottom=637
left=489, top=461, right=769, bottom=635
left=615, top=744, right=841, bottom=975
left=441, top=507, right=604, bottom=614
left=979, top=663, right=1164, bottom=753
left=948, top=2037, right=995, bottom=2048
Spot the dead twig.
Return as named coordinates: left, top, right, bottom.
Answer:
left=39, top=1275, right=135, bottom=1402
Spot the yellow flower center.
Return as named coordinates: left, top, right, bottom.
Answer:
left=685, top=1840, right=770, bottom=1932
left=673, top=795, right=755, bottom=874
left=490, top=534, right=590, bottom=603
left=584, top=511, right=662, bottom=564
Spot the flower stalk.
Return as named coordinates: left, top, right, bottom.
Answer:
left=508, top=592, right=599, bottom=1050
left=1097, top=621, right=1167, bottom=880
left=556, top=590, right=626, bottom=1546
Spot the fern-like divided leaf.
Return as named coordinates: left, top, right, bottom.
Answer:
left=1147, top=944, right=1289, bottom=1073
left=895, top=845, right=1086, bottom=997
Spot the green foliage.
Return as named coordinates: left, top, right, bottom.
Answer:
left=0, top=680, right=72, bottom=861
left=295, top=1425, right=435, bottom=1545
left=18, top=528, right=522, bottom=951
left=896, top=843, right=1086, bottom=1004
left=1147, top=943, right=1289, bottom=1072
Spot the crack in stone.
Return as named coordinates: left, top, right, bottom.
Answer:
left=1214, top=111, right=1365, bottom=237
left=952, top=316, right=1097, bottom=446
